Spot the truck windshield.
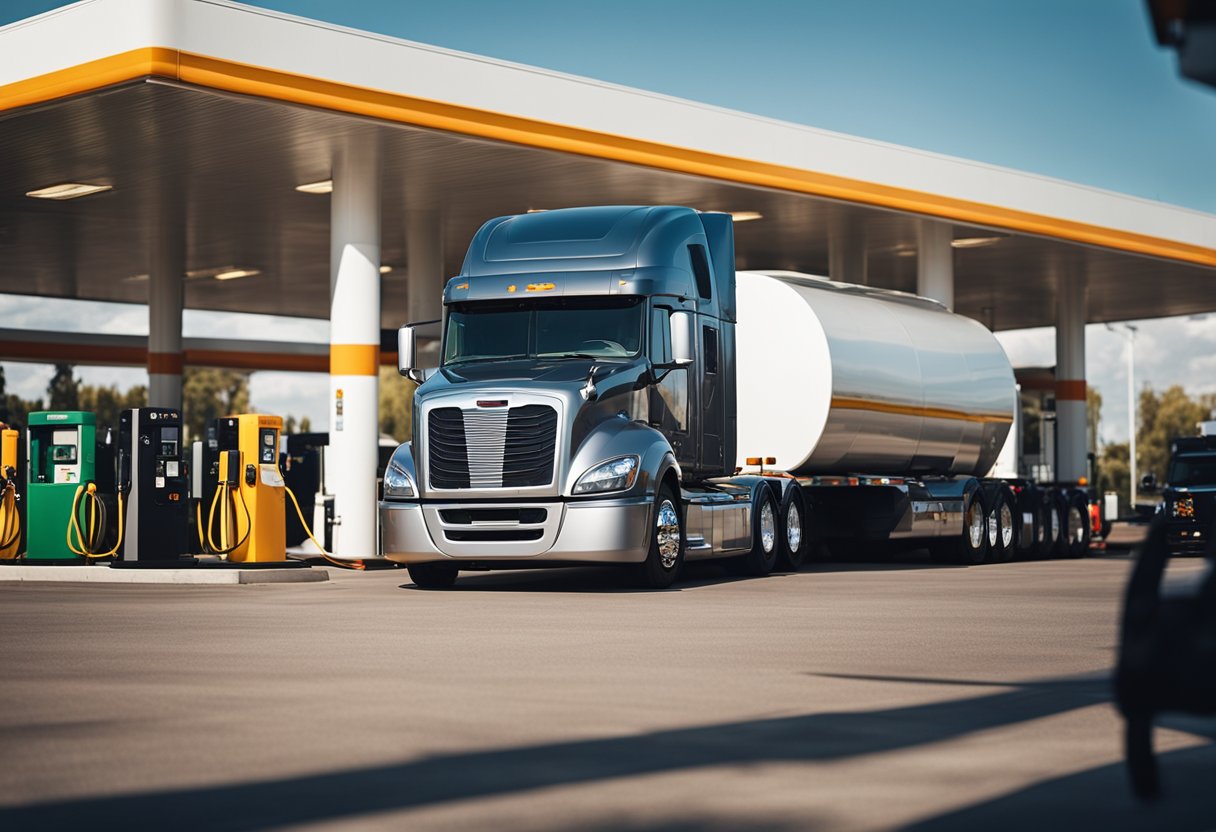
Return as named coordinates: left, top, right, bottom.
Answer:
left=1167, top=455, right=1216, bottom=487
left=443, top=297, right=645, bottom=365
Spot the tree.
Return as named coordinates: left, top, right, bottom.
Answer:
left=1136, top=384, right=1210, bottom=484
left=379, top=366, right=415, bottom=442
left=79, top=382, right=147, bottom=430
left=182, top=368, right=250, bottom=441
left=46, top=363, right=81, bottom=411
left=1099, top=441, right=1130, bottom=505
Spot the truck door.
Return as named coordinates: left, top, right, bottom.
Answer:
left=649, top=305, right=696, bottom=471
left=699, top=320, right=725, bottom=474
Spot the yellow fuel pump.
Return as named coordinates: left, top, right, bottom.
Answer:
left=207, top=415, right=286, bottom=563
left=0, top=423, right=21, bottom=559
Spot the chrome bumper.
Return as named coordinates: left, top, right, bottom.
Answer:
left=379, top=497, right=653, bottom=565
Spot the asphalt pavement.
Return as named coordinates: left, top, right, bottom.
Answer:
left=1, top=552, right=1213, bottom=830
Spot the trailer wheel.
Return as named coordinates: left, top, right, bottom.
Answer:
left=930, top=489, right=988, bottom=565
left=632, top=483, right=684, bottom=589
left=775, top=485, right=808, bottom=572
left=1040, top=491, right=1060, bottom=558
left=407, top=562, right=459, bottom=589
left=730, top=485, right=779, bottom=577
left=1051, top=491, right=1071, bottom=557
left=1065, top=491, right=1091, bottom=558
left=987, top=486, right=1016, bottom=562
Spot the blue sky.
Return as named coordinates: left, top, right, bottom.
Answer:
left=2, top=0, right=1215, bottom=443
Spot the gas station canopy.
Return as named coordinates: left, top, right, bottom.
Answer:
left=2, top=0, right=1215, bottom=336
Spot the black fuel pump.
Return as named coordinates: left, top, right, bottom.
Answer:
left=114, top=407, right=189, bottom=564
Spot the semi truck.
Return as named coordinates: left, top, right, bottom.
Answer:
left=379, top=205, right=1090, bottom=588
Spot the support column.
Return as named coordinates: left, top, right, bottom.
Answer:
left=407, top=209, right=443, bottom=323
left=916, top=219, right=954, bottom=309
left=828, top=215, right=867, bottom=285
left=1055, top=270, right=1088, bottom=484
left=148, top=199, right=185, bottom=410
left=329, top=145, right=381, bottom=559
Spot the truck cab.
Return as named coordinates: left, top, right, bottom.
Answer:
left=379, top=206, right=775, bottom=588
left=1154, top=435, right=1216, bottom=556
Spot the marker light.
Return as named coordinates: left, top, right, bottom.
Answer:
left=573, top=456, right=639, bottom=495
left=26, top=182, right=112, bottom=200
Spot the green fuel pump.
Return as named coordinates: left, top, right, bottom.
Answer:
left=25, top=411, right=115, bottom=561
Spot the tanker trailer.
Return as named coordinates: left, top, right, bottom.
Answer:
left=382, top=205, right=1084, bottom=589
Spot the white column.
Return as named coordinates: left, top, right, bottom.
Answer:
left=407, top=209, right=444, bottom=323
left=329, top=145, right=381, bottom=559
left=1055, top=270, right=1088, bottom=484
left=148, top=198, right=185, bottom=410
left=828, top=215, right=867, bottom=285
left=916, top=219, right=954, bottom=309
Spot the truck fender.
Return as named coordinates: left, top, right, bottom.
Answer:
left=564, top=418, right=677, bottom=499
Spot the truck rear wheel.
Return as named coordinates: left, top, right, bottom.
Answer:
left=930, top=489, right=988, bottom=565
left=1050, top=491, right=1071, bottom=557
left=408, top=562, right=459, bottom=589
left=730, top=485, right=779, bottom=577
left=775, top=484, right=808, bottom=572
left=632, top=483, right=684, bottom=589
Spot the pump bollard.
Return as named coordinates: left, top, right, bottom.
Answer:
left=1114, top=514, right=1216, bottom=799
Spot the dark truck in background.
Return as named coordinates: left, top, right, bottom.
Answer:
left=1146, top=435, right=1216, bottom=556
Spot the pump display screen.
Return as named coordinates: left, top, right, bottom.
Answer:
left=159, top=427, right=179, bottom=458
left=51, top=445, right=76, bottom=464
left=260, top=428, right=277, bottom=464
left=443, top=297, right=645, bottom=365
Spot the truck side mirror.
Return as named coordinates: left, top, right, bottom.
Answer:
left=398, top=321, right=440, bottom=384
left=1140, top=473, right=1158, bottom=492
left=669, top=310, right=694, bottom=366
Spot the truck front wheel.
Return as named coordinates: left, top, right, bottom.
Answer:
left=408, top=562, right=459, bottom=589
left=632, top=483, right=684, bottom=589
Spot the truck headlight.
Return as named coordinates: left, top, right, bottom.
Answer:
left=383, top=458, right=415, bottom=499
left=573, top=455, right=639, bottom=495
left=1172, top=495, right=1195, bottom=519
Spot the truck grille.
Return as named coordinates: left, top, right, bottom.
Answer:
left=428, top=404, right=557, bottom=489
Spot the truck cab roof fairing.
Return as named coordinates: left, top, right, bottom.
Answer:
left=452, top=205, right=733, bottom=316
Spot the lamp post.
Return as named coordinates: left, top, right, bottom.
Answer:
left=1106, top=323, right=1138, bottom=510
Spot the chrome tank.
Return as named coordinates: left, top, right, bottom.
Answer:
left=734, top=271, right=1015, bottom=477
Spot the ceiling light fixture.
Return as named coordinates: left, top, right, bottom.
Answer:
left=295, top=179, right=333, bottom=194
left=730, top=211, right=763, bottom=222
left=951, top=236, right=1002, bottom=249
left=379, top=265, right=393, bottom=274
left=26, top=182, right=112, bottom=200
left=526, top=208, right=548, bottom=213
left=214, top=268, right=260, bottom=281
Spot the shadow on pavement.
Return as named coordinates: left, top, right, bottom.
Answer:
left=7, top=672, right=1209, bottom=830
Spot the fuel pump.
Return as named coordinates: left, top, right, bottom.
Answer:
left=27, top=411, right=114, bottom=561
left=0, top=422, right=22, bottom=559
left=112, top=407, right=189, bottom=564
left=199, top=414, right=286, bottom=563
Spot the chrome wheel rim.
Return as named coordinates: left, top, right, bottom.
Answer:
left=656, top=500, right=680, bottom=570
left=987, top=508, right=999, bottom=549
left=1051, top=509, right=1060, bottom=545
left=760, top=500, right=776, bottom=554
left=786, top=502, right=802, bottom=554
left=967, top=502, right=984, bottom=549
left=1000, top=502, right=1014, bottom=549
